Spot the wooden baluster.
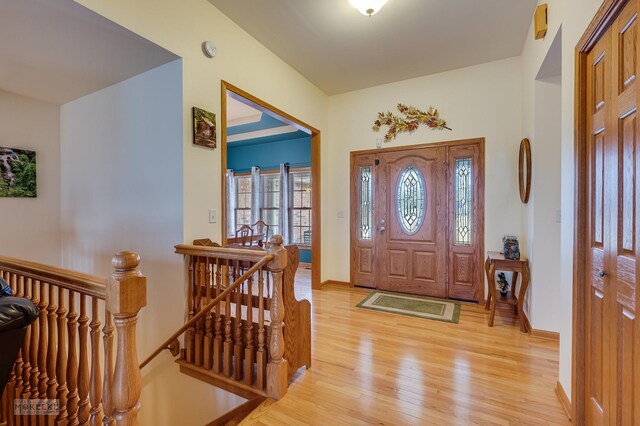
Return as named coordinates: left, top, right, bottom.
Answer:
left=89, top=297, right=103, bottom=426
left=28, top=279, right=39, bottom=426
left=66, top=290, right=80, bottom=424
left=204, top=258, right=213, bottom=370
left=21, top=277, right=32, bottom=403
left=37, top=281, right=48, bottom=416
left=102, top=311, right=114, bottom=426
left=13, top=275, right=24, bottom=416
left=256, top=269, right=266, bottom=390
left=195, top=257, right=204, bottom=367
left=77, top=294, right=90, bottom=425
left=46, top=283, right=58, bottom=403
left=244, top=274, right=254, bottom=385
left=106, top=252, right=146, bottom=426
left=56, top=286, right=68, bottom=424
left=266, top=236, right=288, bottom=400
left=185, top=256, right=195, bottom=363
left=234, top=276, right=243, bottom=381
left=223, top=260, right=233, bottom=377
left=213, top=262, right=223, bottom=374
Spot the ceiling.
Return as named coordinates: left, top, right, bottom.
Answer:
left=209, top=0, right=538, bottom=95
left=0, top=0, right=178, bottom=105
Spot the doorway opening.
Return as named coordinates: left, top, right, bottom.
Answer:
left=220, top=82, right=321, bottom=290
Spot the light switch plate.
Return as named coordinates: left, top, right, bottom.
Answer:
left=209, top=209, right=217, bottom=223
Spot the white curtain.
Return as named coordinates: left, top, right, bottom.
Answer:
left=251, top=166, right=261, bottom=225
left=226, top=169, right=236, bottom=236
left=279, top=163, right=290, bottom=244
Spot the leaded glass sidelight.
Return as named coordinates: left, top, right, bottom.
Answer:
left=455, top=158, right=473, bottom=245
left=396, top=165, right=425, bottom=235
left=359, top=166, right=373, bottom=240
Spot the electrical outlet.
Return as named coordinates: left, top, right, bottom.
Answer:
left=209, top=209, right=217, bottom=223
left=337, top=210, right=345, bottom=219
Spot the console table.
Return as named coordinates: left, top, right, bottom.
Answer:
left=484, top=251, right=530, bottom=333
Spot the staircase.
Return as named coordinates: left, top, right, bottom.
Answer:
left=0, top=235, right=311, bottom=425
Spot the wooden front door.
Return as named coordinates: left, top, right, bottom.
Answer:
left=584, top=0, right=640, bottom=423
left=378, top=147, right=448, bottom=296
left=350, top=139, right=484, bottom=301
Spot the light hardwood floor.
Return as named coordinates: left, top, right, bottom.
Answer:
left=241, top=267, right=570, bottom=425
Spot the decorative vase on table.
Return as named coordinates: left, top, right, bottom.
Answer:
left=503, top=235, right=520, bottom=260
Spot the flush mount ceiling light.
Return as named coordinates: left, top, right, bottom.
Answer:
left=349, top=0, right=389, bottom=16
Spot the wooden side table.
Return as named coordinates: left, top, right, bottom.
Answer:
left=484, top=251, right=530, bottom=333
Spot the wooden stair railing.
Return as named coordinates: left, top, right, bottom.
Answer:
left=139, top=235, right=311, bottom=401
left=0, top=251, right=147, bottom=426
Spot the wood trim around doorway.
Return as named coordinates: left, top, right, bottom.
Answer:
left=573, top=0, right=629, bottom=423
left=220, top=81, right=322, bottom=290
left=349, top=137, right=485, bottom=304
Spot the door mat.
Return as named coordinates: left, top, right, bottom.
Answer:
left=356, top=291, right=460, bottom=324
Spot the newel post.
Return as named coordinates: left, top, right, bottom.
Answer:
left=266, top=235, right=289, bottom=400
left=106, top=252, right=147, bottom=425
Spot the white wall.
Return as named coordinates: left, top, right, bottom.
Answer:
left=520, top=0, right=604, bottom=400
left=74, top=0, right=329, bottom=276
left=0, top=90, right=60, bottom=265
left=529, top=76, right=562, bottom=332
left=60, top=61, right=241, bottom=425
left=327, top=57, right=524, bottom=285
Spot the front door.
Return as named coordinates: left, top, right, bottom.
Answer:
left=378, top=147, right=448, bottom=296
left=350, top=139, right=484, bottom=301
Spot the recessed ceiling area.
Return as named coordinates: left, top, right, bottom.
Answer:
left=209, top=0, right=537, bottom=95
left=0, top=0, right=179, bottom=105
left=226, top=94, right=309, bottom=145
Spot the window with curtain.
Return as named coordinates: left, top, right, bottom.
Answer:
left=235, top=175, right=252, bottom=227
left=260, top=173, right=280, bottom=238
left=289, top=170, right=312, bottom=245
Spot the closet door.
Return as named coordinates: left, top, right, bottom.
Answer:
left=609, top=2, right=639, bottom=423
left=585, top=0, right=640, bottom=423
left=585, top=27, right=612, bottom=426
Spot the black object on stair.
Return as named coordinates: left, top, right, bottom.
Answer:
left=0, top=277, right=39, bottom=396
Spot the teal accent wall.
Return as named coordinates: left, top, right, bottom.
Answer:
left=228, top=133, right=312, bottom=263
left=227, top=135, right=311, bottom=173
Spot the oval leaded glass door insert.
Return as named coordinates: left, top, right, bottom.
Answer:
left=396, top=165, right=425, bottom=235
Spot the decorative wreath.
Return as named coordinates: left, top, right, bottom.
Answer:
left=373, top=104, right=451, bottom=142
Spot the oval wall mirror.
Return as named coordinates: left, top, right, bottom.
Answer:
left=519, top=138, right=531, bottom=203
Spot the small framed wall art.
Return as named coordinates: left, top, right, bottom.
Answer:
left=193, top=107, right=217, bottom=149
left=0, top=146, right=36, bottom=198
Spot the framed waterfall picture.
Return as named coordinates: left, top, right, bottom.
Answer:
left=0, top=146, right=36, bottom=198
left=193, top=106, right=217, bottom=149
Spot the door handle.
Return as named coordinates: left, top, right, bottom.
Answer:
left=598, top=270, right=607, bottom=277
left=379, top=219, right=386, bottom=232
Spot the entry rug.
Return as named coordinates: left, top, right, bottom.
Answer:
left=356, top=291, right=461, bottom=324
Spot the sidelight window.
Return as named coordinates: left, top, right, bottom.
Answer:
left=359, top=166, right=373, bottom=240
left=454, top=158, right=473, bottom=245
left=397, top=165, right=425, bottom=235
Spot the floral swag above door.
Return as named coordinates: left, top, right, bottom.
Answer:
left=373, top=104, right=451, bottom=142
